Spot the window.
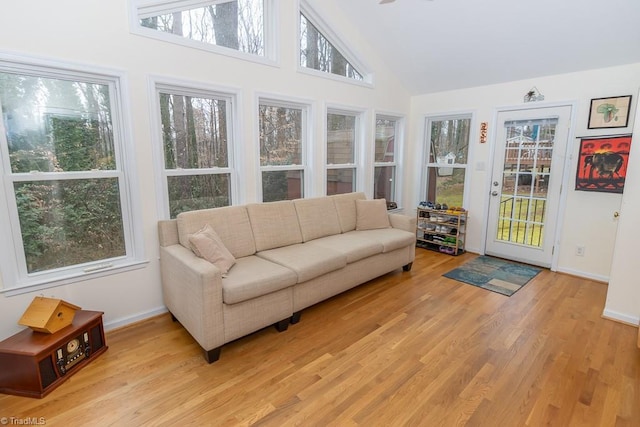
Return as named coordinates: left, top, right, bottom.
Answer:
left=423, top=116, right=471, bottom=207
left=155, top=84, right=235, bottom=218
left=258, top=100, right=307, bottom=202
left=374, top=116, right=401, bottom=206
left=133, top=0, right=270, bottom=60
left=298, top=2, right=370, bottom=84
left=299, top=13, right=363, bottom=81
left=0, top=62, right=143, bottom=293
left=326, top=111, right=359, bottom=195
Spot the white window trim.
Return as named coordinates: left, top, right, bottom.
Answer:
left=0, top=54, right=146, bottom=296
left=325, top=106, right=366, bottom=195
left=420, top=111, right=476, bottom=209
left=298, top=1, right=374, bottom=88
left=256, top=95, right=312, bottom=201
left=129, top=0, right=279, bottom=67
left=149, top=76, right=242, bottom=218
left=374, top=113, right=405, bottom=208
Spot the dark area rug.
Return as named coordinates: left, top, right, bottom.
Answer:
left=443, top=255, right=542, bottom=296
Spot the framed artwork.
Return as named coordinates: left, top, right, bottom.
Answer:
left=588, top=95, right=632, bottom=129
left=575, top=135, right=632, bottom=193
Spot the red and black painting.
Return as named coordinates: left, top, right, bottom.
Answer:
left=575, top=135, right=632, bottom=193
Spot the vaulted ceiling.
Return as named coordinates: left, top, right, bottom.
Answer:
left=331, top=0, right=640, bottom=95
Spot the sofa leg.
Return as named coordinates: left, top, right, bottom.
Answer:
left=204, top=347, right=222, bottom=364
left=290, top=311, right=302, bottom=324
left=403, top=262, right=413, bottom=272
left=274, top=319, right=290, bottom=332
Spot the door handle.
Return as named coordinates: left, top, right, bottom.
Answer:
left=491, top=191, right=499, bottom=196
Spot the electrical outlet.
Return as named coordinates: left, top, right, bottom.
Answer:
left=575, top=245, right=585, bottom=257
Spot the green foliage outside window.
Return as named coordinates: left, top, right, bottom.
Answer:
left=1, top=72, right=126, bottom=274
left=15, top=179, right=125, bottom=273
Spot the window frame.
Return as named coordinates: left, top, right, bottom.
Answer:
left=257, top=96, right=311, bottom=202
left=421, top=112, right=475, bottom=208
left=325, top=106, right=364, bottom=196
left=0, top=56, right=145, bottom=296
left=298, top=1, right=373, bottom=87
left=373, top=114, right=403, bottom=207
left=129, top=0, right=278, bottom=66
left=150, top=78, right=240, bottom=219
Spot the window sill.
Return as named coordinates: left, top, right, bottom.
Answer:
left=0, top=260, right=150, bottom=297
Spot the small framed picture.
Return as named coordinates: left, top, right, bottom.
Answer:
left=588, top=95, right=632, bottom=129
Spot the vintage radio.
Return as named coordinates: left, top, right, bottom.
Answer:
left=0, top=310, right=107, bottom=398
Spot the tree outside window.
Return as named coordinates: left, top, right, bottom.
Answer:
left=299, top=13, right=363, bottom=81
left=138, top=0, right=265, bottom=57
left=374, top=116, right=400, bottom=206
left=158, top=89, right=233, bottom=218
left=326, top=112, right=357, bottom=195
left=424, top=116, right=471, bottom=207
left=0, top=69, right=139, bottom=287
left=259, top=101, right=305, bottom=202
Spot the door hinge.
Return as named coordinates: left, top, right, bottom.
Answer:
left=552, top=246, right=555, bottom=255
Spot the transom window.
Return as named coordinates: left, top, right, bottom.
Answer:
left=258, top=99, right=308, bottom=202
left=133, top=0, right=269, bottom=60
left=422, top=115, right=471, bottom=207
left=326, top=110, right=360, bottom=195
left=154, top=84, right=235, bottom=218
left=299, top=13, right=363, bottom=81
left=0, top=63, right=143, bottom=293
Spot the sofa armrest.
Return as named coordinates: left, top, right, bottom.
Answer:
left=160, top=244, right=225, bottom=351
left=388, top=213, right=416, bottom=233
left=158, top=219, right=179, bottom=247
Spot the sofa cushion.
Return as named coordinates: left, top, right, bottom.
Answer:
left=247, top=201, right=303, bottom=252
left=356, top=228, right=416, bottom=252
left=177, top=206, right=256, bottom=258
left=356, top=199, right=391, bottom=230
left=257, top=243, right=347, bottom=283
left=307, top=233, right=383, bottom=264
left=293, top=197, right=341, bottom=242
left=222, top=256, right=298, bottom=305
left=189, top=224, right=236, bottom=274
left=332, top=192, right=366, bottom=233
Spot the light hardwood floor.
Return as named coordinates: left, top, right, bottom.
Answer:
left=2, top=250, right=639, bottom=426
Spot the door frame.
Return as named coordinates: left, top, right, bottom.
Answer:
left=481, top=101, right=577, bottom=271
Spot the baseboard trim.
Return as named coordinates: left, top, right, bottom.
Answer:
left=554, top=267, right=609, bottom=283
left=602, top=308, right=640, bottom=327
left=103, top=306, right=168, bottom=332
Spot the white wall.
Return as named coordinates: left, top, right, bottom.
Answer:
left=605, top=91, right=640, bottom=326
left=406, top=64, right=640, bottom=285
left=0, top=0, right=411, bottom=341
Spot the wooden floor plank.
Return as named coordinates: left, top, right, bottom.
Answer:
left=1, top=249, right=638, bottom=426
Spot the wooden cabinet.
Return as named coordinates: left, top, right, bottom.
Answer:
left=0, top=310, right=107, bottom=398
left=416, top=207, right=466, bottom=255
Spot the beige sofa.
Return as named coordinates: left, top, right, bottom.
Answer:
left=157, top=192, right=416, bottom=363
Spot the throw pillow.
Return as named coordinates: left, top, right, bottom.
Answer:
left=189, top=224, right=236, bottom=274
left=355, top=199, right=391, bottom=231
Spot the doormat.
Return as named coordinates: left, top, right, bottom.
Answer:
left=442, top=256, right=542, bottom=296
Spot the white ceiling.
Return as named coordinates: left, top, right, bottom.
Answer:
left=332, top=0, right=640, bottom=95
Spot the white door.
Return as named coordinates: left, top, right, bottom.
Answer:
left=485, top=105, right=572, bottom=267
